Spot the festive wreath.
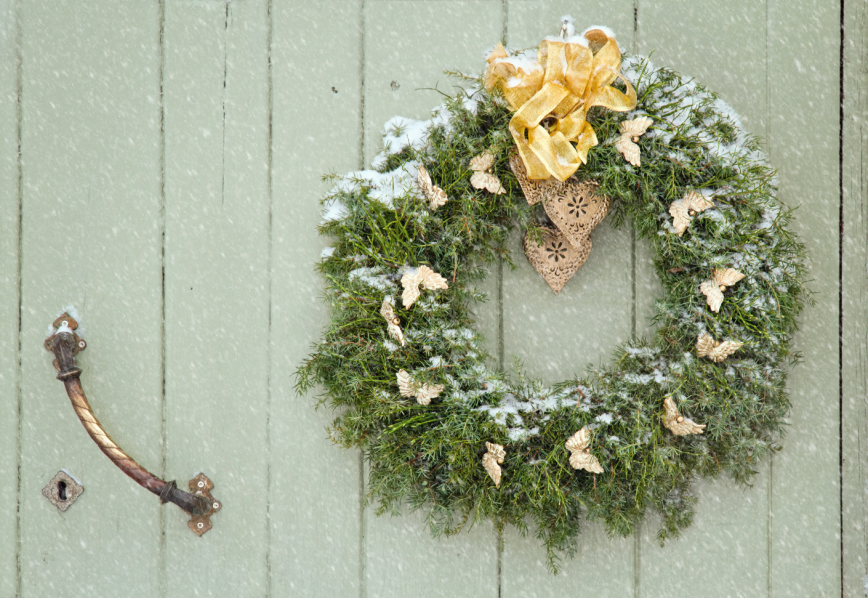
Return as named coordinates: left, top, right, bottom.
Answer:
left=297, top=19, right=807, bottom=569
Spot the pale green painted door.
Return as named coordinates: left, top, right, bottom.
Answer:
left=1, top=1, right=865, bottom=597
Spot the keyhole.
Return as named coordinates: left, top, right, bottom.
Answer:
left=57, top=480, right=67, bottom=501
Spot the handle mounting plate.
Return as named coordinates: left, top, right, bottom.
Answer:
left=44, top=313, right=87, bottom=371
left=187, top=473, right=221, bottom=536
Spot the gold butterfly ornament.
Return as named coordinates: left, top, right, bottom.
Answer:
left=417, top=164, right=448, bottom=210
left=615, top=116, right=653, bottom=166
left=663, top=396, right=705, bottom=436
left=396, top=369, right=443, bottom=406
left=482, top=442, right=506, bottom=487
left=565, top=426, right=604, bottom=473
left=469, top=151, right=506, bottom=195
left=696, top=332, right=742, bottom=362
left=401, top=265, right=448, bottom=308
left=379, top=297, right=405, bottom=347
left=699, top=267, right=745, bottom=313
left=669, top=190, right=715, bottom=236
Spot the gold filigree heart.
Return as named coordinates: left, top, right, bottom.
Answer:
left=509, top=153, right=566, bottom=206
left=523, top=226, right=591, bottom=294
left=542, top=180, right=610, bottom=249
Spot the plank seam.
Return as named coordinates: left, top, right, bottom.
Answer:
left=840, top=1, right=846, bottom=595
left=496, top=255, right=504, bottom=370
left=13, top=0, right=23, bottom=593
left=496, top=7, right=507, bottom=597
left=358, top=3, right=367, bottom=597
left=157, top=2, right=168, bottom=597
left=358, top=0, right=366, bottom=171
left=496, top=10, right=506, bottom=596
left=861, top=12, right=867, bottom=591
left=765, top=2, right=773, bottom=596
left=221, top=2, right=229, bottom=207
left=632, top=5, right=640, bottom=597
left=265, top=0, right=274, bottom=595
left=500, top=0, right=507, bottom=47
left=840, top=0, right=868, bottom=595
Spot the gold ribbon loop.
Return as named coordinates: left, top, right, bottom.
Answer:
left=485, top=29, right=637, bottom=181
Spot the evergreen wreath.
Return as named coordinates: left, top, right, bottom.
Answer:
left=297, top=20, right=808, bottom=570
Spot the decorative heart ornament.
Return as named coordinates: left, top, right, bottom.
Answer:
left=542, top=180, right=609, bottom=249
left=509, top=154, right=566, bottom=206
left=510, top=154, right=610, bottom=292
left=523, top=226, right=591, bottom=294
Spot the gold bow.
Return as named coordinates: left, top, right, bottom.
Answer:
left=485, top=29, right=637, bottom=181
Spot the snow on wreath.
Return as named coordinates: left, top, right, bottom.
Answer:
left=297, top=15, right=807, bottom=572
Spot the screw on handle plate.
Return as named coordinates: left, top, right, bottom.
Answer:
left=187, top=474, right=221, bottom=536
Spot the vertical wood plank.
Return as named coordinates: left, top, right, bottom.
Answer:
left=0, top=0, right=19, bottom=596
left=500, top=3, right=636, bottom=596
left=842, top=1, right=868, bottom=595
left=768, top=0, right=842, bottom=596
left=162, top=0, right=271, bottom=593
left=268, top=2, right=363, bottom=596
left=17, top=2, right=163, bottom=596
left=636, top=3, right=772, bottom=596
left=362, top=3, right=500, bottom=596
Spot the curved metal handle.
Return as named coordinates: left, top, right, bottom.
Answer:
left=44, top=313, right=221, bottom=535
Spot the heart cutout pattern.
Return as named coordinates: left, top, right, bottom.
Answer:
left=523, top=226, right=592, bottom=294
left=542, top=180, right=610, bottom=249
left=509, top=154, right=566, bottom=206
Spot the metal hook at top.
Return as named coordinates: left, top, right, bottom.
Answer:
left=559, top=16, right=576, bottom=39
left=44, top=312, right=220, bottom=536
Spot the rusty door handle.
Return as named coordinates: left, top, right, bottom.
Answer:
left=44, top=313, right=221, bottom=536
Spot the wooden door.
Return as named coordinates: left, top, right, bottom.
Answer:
left=1, top=1, right=865, bottom=596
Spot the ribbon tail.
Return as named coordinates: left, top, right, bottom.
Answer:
left=510, top=82, right=572, bottom=180
left=553, top=108, right=598, bottom=170
left=586, top=72, right=637, bottom=113
left=509, top=117, right=551, bottom=180
left=571, top=121, right=598, bottom=165
left=527, top=128, right=585, bottom=182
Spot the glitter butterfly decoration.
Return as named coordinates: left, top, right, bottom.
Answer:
left=696, top=332, right=742, bottom=362
left=417, top=164, right=448, bottom=210
left=669, top=190, right=715, bottom=236
left=482, top=441, right=506, bottom=487
left=565, top=427, right=604, bottom=473
left=615, top=116, right=653, bottom=167
left=380, top=297, right=405, bottom=346
left=401, top=265, right=448, bottom=308
left=663, top=396, right=706, bottom=436
left=699, top=267, right=745, bottom=312
left=396, top=369, right=444, bottom=406
left=469, top=151, right=506, bottom=195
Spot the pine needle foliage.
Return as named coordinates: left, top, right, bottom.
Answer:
left=296, top=55, right=807, bottom=572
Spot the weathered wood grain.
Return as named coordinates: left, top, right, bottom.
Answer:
left=842, top=0, right=867, bottom=596
left=768, top=0, right=842, bottom=595
left=268, top=2, right=363, bottom=596
left=17, top=2, right=164, bottom=596
left=637, top=2, right=772, bottom=596
left=0, top=0, right=19, bottom=596
left=362, top=3, right=502, bottom=596
left=162, top=0, right=271, bottom=594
